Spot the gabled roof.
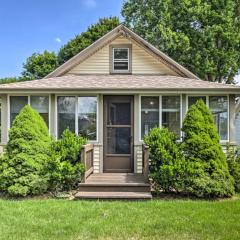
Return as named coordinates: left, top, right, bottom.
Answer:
left=1, top=75, right=240, bottom=93
left=46, top=24, right=199, bottom=79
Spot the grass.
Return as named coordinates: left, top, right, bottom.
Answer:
left=0, top=197, right=240, bottom=240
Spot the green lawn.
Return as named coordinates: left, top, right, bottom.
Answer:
left=0, top=197, right=239, bottom=240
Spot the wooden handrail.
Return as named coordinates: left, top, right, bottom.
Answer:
left=80, top=143, right=94, bottom=183
left=142, top=144, right=150, bottom=183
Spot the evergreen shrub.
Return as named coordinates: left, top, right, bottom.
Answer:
left=182, top=100, right=234, bottom=198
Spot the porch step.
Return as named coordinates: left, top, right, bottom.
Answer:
left=78, top=183, right=150, bottom=192
left=75, top=173, right=152, bottom=200
left=75, top=191, right=152, bottom=200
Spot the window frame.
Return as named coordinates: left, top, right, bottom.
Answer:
left=7, top=94, right=51, bottom=134
left=110, top=44, right=132, bottom=74
left=55, top=94, right=99, bottom=143
left=139, top=94, right=183, bottom=141
left=186, top=94, right=230, bottom=143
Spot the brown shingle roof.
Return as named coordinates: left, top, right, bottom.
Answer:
left=0, top=75, right=239, bottom=92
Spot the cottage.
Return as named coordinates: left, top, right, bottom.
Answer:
left=0, top=25, right=239, bottom=199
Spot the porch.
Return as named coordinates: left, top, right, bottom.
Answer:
left=75, top=143, right=152, bottom=200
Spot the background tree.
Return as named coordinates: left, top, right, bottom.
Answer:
left=122, top=0, right=240, bottom=83
left=182, top=100, right=234, bottom=198
left=22, top=51, right=58, bottom=79
left=58, top=16, right=120, bottom=64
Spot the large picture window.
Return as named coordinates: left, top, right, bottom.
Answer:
left=141, top=96, right=159, bottom=139
left=57, top=96, right=97, bottom=140
left=162, top=96, right=181, bottom=137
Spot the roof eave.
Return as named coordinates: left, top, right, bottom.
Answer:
left=1, top=88, right=240, bottom=94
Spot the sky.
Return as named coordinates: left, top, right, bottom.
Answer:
left=0, top=0, right=124, bottom=78
left=0, top=0, right=239, bottom=84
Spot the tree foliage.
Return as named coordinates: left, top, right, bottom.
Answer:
left=58, top=17, right=120, bottom=64
left=22, top=51, right=58, bottom=79
left=122, top=0, right=240, bottom=83
left=182, top=100, right=234, bottom=197
left=0, top=106, right=52, bottom=196
left=144, top=127, right=185, bottom=193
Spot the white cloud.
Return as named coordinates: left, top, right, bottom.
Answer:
left=83, top=0, right=97, bottom=8
left=55, top=38, right=62, bottom=43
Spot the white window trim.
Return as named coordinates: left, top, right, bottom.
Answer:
left=7, top=94, right=51, bottom=140
left=112, top=48, right=129, bottom=72
left=55, top=94, right=99, bottom=143
left=186, top=94, right=230, bottom=143
left=139, top=94, right=183, bottom=141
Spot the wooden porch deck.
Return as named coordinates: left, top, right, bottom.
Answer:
left=75, top=173, right=152, bottom=200
left=75, top=144, right=152, bottom=200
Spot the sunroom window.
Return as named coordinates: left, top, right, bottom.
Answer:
left=141, top=96, right=159, bottom=139
left=162, top=96, right=181, bottom=137
left=30, top=96, right=49, bottom=127
left=209, top=96, right=228, bottom=141
left=113, top=48, right=129, bottom=72
left=188, top=96, right=206, bottom=107
left=10, top=96, right=49, bottom=127
left=141, top=96, right=182, bottom=139
left=78, top=97, right=97, bottom=140
left=57, top=96, right=97, bottom=141
left=187, top=95, right=228, bottom=141
left=10, top=96, right=28, bottom=126
left=57, top=97, right=76, bottom=137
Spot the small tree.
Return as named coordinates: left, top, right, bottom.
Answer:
left=0, top=105, right=52, bottom=197
left=144, top=127, right=185, bottom=193
left=182, top=100, right=234, bottom=198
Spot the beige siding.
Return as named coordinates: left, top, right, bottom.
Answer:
left=67, top=36, right=178, bottom=76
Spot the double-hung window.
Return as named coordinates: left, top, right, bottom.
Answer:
left=111, top=45, right=131, bottom=74
left=113, top=48, right=129, bottom=71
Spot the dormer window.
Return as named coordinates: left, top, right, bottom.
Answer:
left=110, top=44, right=132, bottom=74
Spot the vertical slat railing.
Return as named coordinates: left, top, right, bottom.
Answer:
left=142, top=144, right=150, bottom=183
left=80, top=144, right=94, bottom=183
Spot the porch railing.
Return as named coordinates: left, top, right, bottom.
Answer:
left=80, top=144, right=94, bottom=183
left=142, top=144, right=150, bottom=182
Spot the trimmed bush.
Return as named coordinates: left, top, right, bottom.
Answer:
left=226, top=145, right=240, bottom=193
left=0, top=105, right=52, bottom=197
left=182, top=100, right=234, bottom=198
left=50, top=129, right=86, bottom=191
left=144, top=127, right=185, bottom=193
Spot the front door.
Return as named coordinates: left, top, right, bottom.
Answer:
left=103, top=96, right=134, bottom=173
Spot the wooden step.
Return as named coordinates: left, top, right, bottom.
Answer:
left=78, top=183, right=150, bottom=192
left=75, top=191, right=152, bottom=200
